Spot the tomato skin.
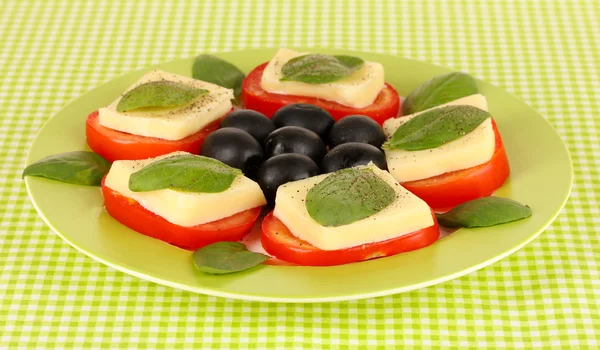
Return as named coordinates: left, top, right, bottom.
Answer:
left=261, top=211, right=440, bottom=266
left=86, top=111, right=223, bottom=162
left=101, top=178, right=261, bottom=250
left=242, top=63, right=401, bottom=125
left=402, top=120, right=510, bottom=212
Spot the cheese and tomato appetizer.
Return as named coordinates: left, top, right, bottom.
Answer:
left=261, top=164, right=440, bottom=266
left=87, top=70, right=234, bottom=162
left=101, top=151, right=266, bottom=250
left=242, top=48, right=400, bottom=124
left=383, top=94, right=510, bottom=211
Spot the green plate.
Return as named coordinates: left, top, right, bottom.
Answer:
left=24, top=49, right=572, bottom=302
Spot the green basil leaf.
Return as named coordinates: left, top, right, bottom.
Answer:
left=402, top=72, right=478, bottom=115
left=193, top=242, right=269, bottom=275
left=22, top=151, right=110, bottom=186
left=280, top=54, right=364, bottom=84
left=306, top=168, right=396, bottom=227
left=192, top=54, right=245, bottom=101
left=384, top=105, right=490, bottom=151
left=128, top=154, right=242, bottom=193
left=436, top=197, right=532, bottom=228
left=116, top=81, right=208, bottom=112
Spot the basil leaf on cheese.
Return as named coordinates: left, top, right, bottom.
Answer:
left=128, top=154, right=242, bottom=193
left=384, top=105, right=490, bottom=151
left=193, top=242, right=268, bottom=275
left=306, top=168, right=396, bottom=227
left=402, top=72, right=478, bottom=115
left=22, top=151, right=110, bottom=186
left=192, top=54, right=245, bottom=101
left=280, top=54, right=364, bottom=84
left=116, top=81, right=208, bottom=112
left=436, top=197, right=532, bottom=228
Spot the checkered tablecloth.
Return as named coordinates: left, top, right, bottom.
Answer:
left=1, top=0, right=598, bottom=348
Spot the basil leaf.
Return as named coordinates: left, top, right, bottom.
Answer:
left=306, top=168, right=396, bottom=227
left=384, top=105, right=490, bottom=151
left=192, top=54, right=245, bottom=101
left=436, top=197, right=532, bottom=228
left=117, top=81, right=208, bottom=112
left=128, top=154, right=242, bottom=193
left=403, top=72, right=478, bottom=115
left=280, top=54, right=364, bottom=84
left=22, top=151, right=110, bottom=186
left=193, top=242, right=268, bottom=275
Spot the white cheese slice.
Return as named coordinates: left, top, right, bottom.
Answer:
left=99, top=70, right=234, bottom=141
left=383, top=94, right=495, bottom=183
left=260, top=48, right=385, bottom=109
left=273, top=164, right=434, bottom=251
left=104, top=152, right=266, bottom=227
left=383, top=94, right=489, bottom=137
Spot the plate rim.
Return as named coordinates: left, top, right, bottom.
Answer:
left=23, top=185, right=572, bottom=302
left=24, top=48, right=574, bottom=303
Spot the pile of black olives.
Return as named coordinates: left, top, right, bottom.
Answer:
left=201, top=103, right=387, bottom=206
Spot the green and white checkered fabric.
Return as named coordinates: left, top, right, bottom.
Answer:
left=1, top=0, right=598, bottom=348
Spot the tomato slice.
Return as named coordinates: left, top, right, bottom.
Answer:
left=242, top=63, right=401, bottom=125
left=86, top=111, right=224, bottom=162
left=402, top=120, right=510, bottom=212
left=101, top=178, right=261, bottom=250
left=261, top=211, right=440, bottom=266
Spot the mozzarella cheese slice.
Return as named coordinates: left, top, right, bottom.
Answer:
left=383, top=94, right=495, bottom=183
left=104, top=152, right=266, bottom=227
left=273, top=164, right=434, bottom=251
left=260, top=48, right=385, bottom=109
left=99, top=70, right=234, bottom=141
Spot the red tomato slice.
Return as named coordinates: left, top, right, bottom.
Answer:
left=101, top=178, right=261, bottom=250
left=402, top=120, right=510, bottom=212
left=86, top=111, right=224, bottom=162
left=242, top=63, right=401, bottom=124
left=261, top=211, right=440, bottom=266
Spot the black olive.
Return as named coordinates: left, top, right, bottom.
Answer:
left=271, top=103, right=335, bottom=139
left=328, top=115, right=386, bottom=148
left=219, top=109, right=275, bottom=144
left=321, top=142, right=387, bottom=173
left=257, top=154, right=320, bottom=206
left=200, top=127, right=264, bottom=178
left=264, top=126, right=327, bottom=163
